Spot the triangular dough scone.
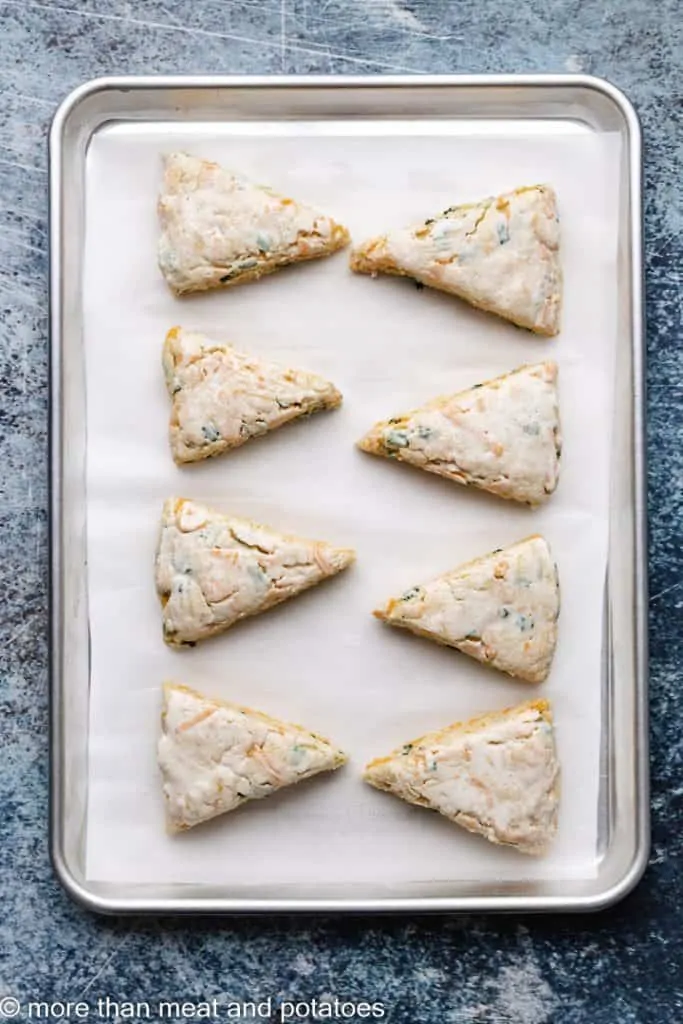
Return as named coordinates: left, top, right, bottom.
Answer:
left=358, top=362, right=561, bottom=506
left=158, top=152, right=350, bottom=295
left=155, top=498, right=355, bottom=647
left=375, top=535, right=559, bottom=683
left=159, top=683, right=346, bottom=832
left=351, top=185, right=561, bottom=335
left=163, top=327, right=342, bottom=464
left=364, top=699, right=559, bottom=855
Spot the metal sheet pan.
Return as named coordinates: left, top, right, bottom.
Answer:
left=49, top=75, right=648, bottom=914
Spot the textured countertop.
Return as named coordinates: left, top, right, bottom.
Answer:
left=1, top=1, right=682, bottom=1021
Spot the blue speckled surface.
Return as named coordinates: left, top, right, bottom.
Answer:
left=1, top=1, right=682, bottom=1020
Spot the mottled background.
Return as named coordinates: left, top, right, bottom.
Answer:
left=0, top=1, right=681, bottom=1021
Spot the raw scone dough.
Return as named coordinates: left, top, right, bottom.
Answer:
left=158, top=152, right=350, bottom=295
left=375, top=535, right=560, bottom=684
left=364, top=699, right=560, bottom=855
left=163, top=327, right=342, bottom=464
left=358, top=362, right=561, bottom=507
left=351, top=184, right=562, bottom=336
left=155, top=498, right=355, bottom=647
left=159, top=683, right=346, bottom=832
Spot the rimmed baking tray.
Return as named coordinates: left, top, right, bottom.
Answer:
left=49, top=75, right=648, bottom=914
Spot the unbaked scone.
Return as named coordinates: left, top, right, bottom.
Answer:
left=158, top=152, right=350, bottom=295
left=159, top=683, right=346, bottom=832
left=358, top=362, right=561, bottom=507
left=155, top=498, right=355, bottom=647
left=364, top=699, right=560, bottom=855
left=375, top=535, right=560, bottom=683
left=163, top=327, right=342, bottom=464
left=351, top=185, right=561, bottom=335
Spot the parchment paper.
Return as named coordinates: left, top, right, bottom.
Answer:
left=83, top=120, right=621, bottom=889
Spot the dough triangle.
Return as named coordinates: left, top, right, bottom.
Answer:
left=375, top=535, right=559, bottom=683
left=158, top=152, right=350, bottom=295
left=364, top=699, right=559, bottom=854
left=156, top=498, right=355, bottom=646
left=159, top=683, right=346, bottom=831
left=351, top=184, right=561, bottom=335
left=163, top=327, right=342, bottom=464
left=358, top=361, right=561, bottom=506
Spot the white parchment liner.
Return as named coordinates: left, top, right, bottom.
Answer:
left=83, top=122, right=620, bottom=888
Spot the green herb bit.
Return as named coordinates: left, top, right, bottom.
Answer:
left=386, top=429, right=410, bottom=449
left=201, top=424, right=221, bottom=443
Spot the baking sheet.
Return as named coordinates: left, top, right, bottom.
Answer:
left=83, top=123, right=621, bottom=889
